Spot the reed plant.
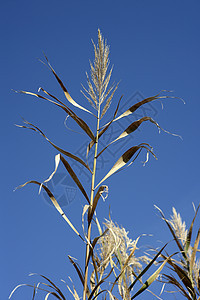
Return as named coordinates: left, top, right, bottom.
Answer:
left=10, top=29, right=184, bottom=300
left=156, top=205, right=200, bottom=299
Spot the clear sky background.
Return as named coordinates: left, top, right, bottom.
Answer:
left=1, top=1, right=200, bottom=299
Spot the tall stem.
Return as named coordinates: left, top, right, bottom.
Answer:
left=83, top=103, right=101, bottom=300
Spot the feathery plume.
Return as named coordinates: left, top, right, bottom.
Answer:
left=81, top=29, right=118, bottom=115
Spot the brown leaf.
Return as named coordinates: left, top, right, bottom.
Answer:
left=60, top=155, right=90, bottom=204
left=97, top=117, right=159, bottom=158
left=68, top=256, right=85, bottom=287
left=110, top=90, right=185, bottom=124
left=161, top=252, right=196, bottom=299
left=15, top=180, right=82, bottom=239
left=96, top=144, right=156, bottom=188
left=167, top=259, right=196, bottom=299
left=88, top=186, right=108, bottom=225
left=17, top=119, right=92, bottom=173
left=30, top=274, right=66, bottom=300
left=15, top=90, right=95, bottom=141
left=43, top=55, right=94, bottom=115
left=163, top=274, right=192, bottom=300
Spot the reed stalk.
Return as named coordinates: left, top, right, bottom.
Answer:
left=83, top=103, right=101, bottom=300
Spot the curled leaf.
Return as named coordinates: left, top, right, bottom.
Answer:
left=15, top=90, right=95, bottom=141
left=108, top=90, right=185, bottom=124
left=88, top=186, right=108, bottom=225
left=29, top=273, right=66, bottom=300
left=40, top=153, right=90, bottom=204
left=95, top=144, right=156, bottom=189
left=98, top=116, right=182, bottom=158
left=16, top=119, right=92, bottom=173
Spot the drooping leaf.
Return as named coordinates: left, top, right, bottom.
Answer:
left=38, top=86, right=71, bottom=108
left=15, top=180, right=82, bottom=239
left=163, top=274, right=192, bottom=300
left=106, top=90, right=185, bottom=125
left=161, top=254, right=196, bottom=299
left=95, top=144, right=156, bottom=189
left=9, top=283, right=57, bottom=300
left=40, top=153, right=90, bottom=204
left=88, top=186, right=108, bottom=225
left=68, top=256, right=85, bottom=287
left=68, top=256, right=90, bottom=299
left=29, top=273, right=66, bottom=300
left=15, top=90, right=95, bottom=141
left=16, top=119, right=92, bottom=173
left=97, top=117, right=161, bottom=158
left=60, top=155, right=90, bottom=203
left=43, top=55, right=94, bottom=115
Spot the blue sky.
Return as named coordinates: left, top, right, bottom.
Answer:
left=1, top=1, right=200, bottom=299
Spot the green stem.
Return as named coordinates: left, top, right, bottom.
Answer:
left=83, top=104, right=101, bottom=300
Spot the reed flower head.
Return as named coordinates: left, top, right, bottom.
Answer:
left=81, top=29, right=118, bottom=117
left=169, top=207, right=188, bottom=246
left=97, top=220, right=150, bottom=279
left=159, top=205, right=200, bottom=297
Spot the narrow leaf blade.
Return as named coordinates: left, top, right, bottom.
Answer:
left=96, top=144, right=155, bottom=188
left=17, top=119, right=92, bottom=173
left=60, top=155, right=90, bottom=203
left=43, top=55, right=94, bottom=115
left=16, top=90, right=95, bottom=141
left=131, top=256, right=170, bottom=299
left=16, top=181, right=82, bottom=239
